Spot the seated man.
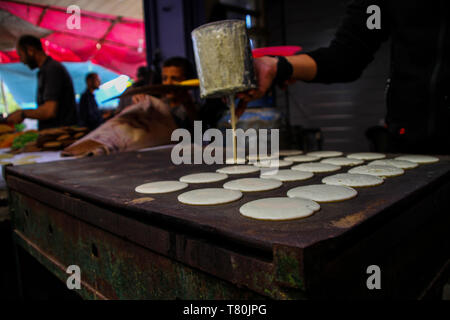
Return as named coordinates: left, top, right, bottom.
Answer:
left=63, top=57, right=198, bottom=157
left=132, top=57, right=198, bottom=132
left=78, top=72, right=103, bottom=130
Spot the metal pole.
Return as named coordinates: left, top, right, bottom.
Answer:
left=143, top=0, right=160, bottom=69
left=1, top=78, right=9, bottom=116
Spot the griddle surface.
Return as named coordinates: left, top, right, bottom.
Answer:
left=6, top=149, right=450, bottom=253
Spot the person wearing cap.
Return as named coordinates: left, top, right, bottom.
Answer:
left=238, top=0, right=450, bottom=155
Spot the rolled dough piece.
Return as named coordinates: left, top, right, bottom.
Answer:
left=284, top=155, right=320, bottom=162
left=178, top=188, right=243, bottom=205
left=253, top=159, right=293, bottom=168
left=321, top=157, right=364, bottom=166
left=278, top=149, right=303, bottom=156
left=260, top=169, right=313, bottom=182
left=217, top=165, right=260, bottom=175
left=179, top=172, right=228, bottom=184
left=306, top=151, right=343, bottom=158
left=135, top=181, right=188, bottom=194
left=348, top=165, right=404, bottom=177
left=292, top=162, right=341, bottom=173
left=395, top=155, right=439, bottom=164
left=369, top=159, right=418, bottom=169
left=0, top=154, right=14, bottom=159
left=322, top=173, right=384, bottom=187
left=239, top=197, right=320, bottom=221
left=223, top=178, right=282, bottom=192
left=347, top=152, right=386, bottom=160
left=287, top=184, right=357, bottom=202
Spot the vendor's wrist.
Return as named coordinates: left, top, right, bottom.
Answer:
left=274, top=56, right=294, bottom=85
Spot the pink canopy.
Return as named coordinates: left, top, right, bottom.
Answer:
left=0, top=0, right=146, bottom=77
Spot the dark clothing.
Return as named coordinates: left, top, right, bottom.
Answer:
left=79, top=90, right=103, bottom=130
left=37, top=57, right=78, bottom=130
left=199, top=98, right=228, bottom=130
left=170, top=105, right=191, bottom=131
left=306, top=0, right=450, bottom=154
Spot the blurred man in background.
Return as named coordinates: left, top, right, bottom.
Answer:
left=131, top=57, right=198, bottom=131
left=78, top=72, right=103, bottom=130
left=117, top=66, right=153, bottom=114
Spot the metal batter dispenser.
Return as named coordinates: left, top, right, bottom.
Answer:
left=191, top=20, right=257, bottom=99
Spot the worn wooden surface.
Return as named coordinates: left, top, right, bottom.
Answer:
left=5, top=148, right=450, bottom=298
left=5, top=149, right=450, bottom=252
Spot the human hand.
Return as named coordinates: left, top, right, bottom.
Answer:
left=6, top=110, right=24, bottom=125
left=132, top=94, right=151, bottom=104
left=237, top=56, right=278, bottom=102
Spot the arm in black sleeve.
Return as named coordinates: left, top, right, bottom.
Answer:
left=306, top=0, right=390, bottom=83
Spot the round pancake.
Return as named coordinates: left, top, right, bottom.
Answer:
left=179, top=172, right=228, bottom=184
left=223, top=178, right=282, bottom=192
left=135, top=181, right=188, bottom=194
left=306, top=151, right=343, bottom=158
left=239, top=197, right=320, bottom=221
left=225, top=157, right=247, bottom=164
left=348, top=165, right=404, bottom=177
left=178, top=188, right=243, bottom=205
left=260, top=169, right=314, bottom=182
left=292, top=162, right=341, bottom=173
left=216, top=165, right=260, bottom=175
left=347, top=152, right=386, bottom=160
left=369, top=159, right=418, bottom=169
left=395, top=155, right=439, bottom=164
left=253, top=159, right=293, bottom=168
left=247, top=154, right=278, bottom=162
left=322, top=173, right=384, bottom=187
left=321, top=157, right=364, bottom=166
left=284, top=155, right=320, bottom=162
left=278, top=149, right=303, bottom=156
left=287, top=184, right=357, bottom=203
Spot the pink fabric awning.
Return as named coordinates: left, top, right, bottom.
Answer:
left=0, top=0, right=146, bottom=77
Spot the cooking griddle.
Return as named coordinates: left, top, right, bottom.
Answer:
left=5, top=148, right=450, bottom=299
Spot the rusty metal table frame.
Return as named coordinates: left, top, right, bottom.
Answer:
left=5, top=150, right=450, bottom=299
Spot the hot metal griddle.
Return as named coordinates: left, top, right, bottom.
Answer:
left=5, top=148, right=450, bottom=299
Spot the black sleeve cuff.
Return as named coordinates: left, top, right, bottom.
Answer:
left=274, top=56, right=294, bottom=85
